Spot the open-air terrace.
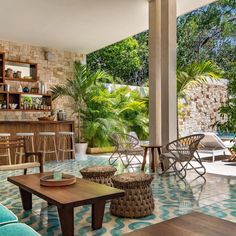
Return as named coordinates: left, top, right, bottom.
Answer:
left=0, top=0, right=236, bottom=236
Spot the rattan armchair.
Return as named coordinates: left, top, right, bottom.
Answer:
left=109, top=132, right=144, bottom=167
left=160, top=134, right=205, bottom=179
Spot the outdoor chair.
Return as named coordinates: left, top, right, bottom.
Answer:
left=160, top=134, right=205, bottom=180
left=109, top=132, right=144, bottom=167
left=0, top=138, right=43, bottom=174
left=196, top=132, right=230, bottom=162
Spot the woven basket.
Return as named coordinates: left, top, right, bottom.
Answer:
left=80, top=165, right=117, bottom=187
left=110, top=173, right=155, bottom=218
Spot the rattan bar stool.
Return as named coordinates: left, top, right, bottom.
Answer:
left=38, top=132, right=58, bottom=162
left=110, top=173, right=154, bottom=218
left=15, top=133, right=35, bottom=164
left=0, top=133, right=11, bottom=165
left=57, top=132, right=76, bottom=161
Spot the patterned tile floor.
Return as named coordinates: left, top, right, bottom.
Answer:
left=0, top=155, right=236, bottom=236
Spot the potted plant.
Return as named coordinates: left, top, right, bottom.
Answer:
left=23, top=96, right=33, bottom=110
left=51, top=61, right=111, bottom=155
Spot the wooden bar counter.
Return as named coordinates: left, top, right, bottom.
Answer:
left=0, top=120, right=74, bottom=162
left=0, top=120, right=74, bottom=134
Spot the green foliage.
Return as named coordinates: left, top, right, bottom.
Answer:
left=51, top=62, right=148, bottom=147
left=87, top=0, right=235, bottom=85
left=215, top=65, right=236, bottom=133
left=51, top=61, right=112, bottom=142
left=23, top=96, right=32, bottom=105
left=82, top=86, right=148, bottom=147
left=87, top=36, right=148, bottom=85
left=177, top=61, right=223, bottom=96
left=177, top=0, right=236, bottom=72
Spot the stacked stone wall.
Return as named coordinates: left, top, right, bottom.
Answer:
left=0, top=40, right=85, bottom=121
left=178, top=79, right=228, bottom=136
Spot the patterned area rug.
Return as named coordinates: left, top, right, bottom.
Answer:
left=0, top=155, right=236, bottom=236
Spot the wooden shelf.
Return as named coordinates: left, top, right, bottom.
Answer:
left=0, top=91, right=51, bottom=96
left=5, top=77, right=37, bottom=82
left=0, top=109, right=51, bottom=112
left=0, top=52, right=52, bottom=113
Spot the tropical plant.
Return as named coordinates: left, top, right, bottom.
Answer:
left=110, top=86, right=149, bottom=140
left=215, top=65, right=236, bottom=133
left=51, top=61, right=111, bottom=142
left=81, top=86, right=125, bottom=147
left=177, top=61, right=223, bottom=97
left=82, top=85, right=149, bottom=147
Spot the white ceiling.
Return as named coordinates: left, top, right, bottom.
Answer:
left=0, top=0, right=217, bottom=54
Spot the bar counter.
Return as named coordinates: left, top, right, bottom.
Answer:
left=0, top=120, right=75, bottom=162
left=0, top=120, right=74, bottom=134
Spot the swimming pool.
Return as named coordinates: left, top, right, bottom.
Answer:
left=217, top=132, right=235, bottom=140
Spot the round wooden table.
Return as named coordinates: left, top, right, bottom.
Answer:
left=141, top=144, right=163, bottom=172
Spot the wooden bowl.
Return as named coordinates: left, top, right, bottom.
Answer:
left=40, top=174, right=76, bottom=187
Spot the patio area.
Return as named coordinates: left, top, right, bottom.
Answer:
left=1, top=154, right=236, bottom=236
left=0, top=0, right=235, bottom=235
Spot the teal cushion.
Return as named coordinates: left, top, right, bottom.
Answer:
left=0, top=223, right=40, bottom=236
left=0, top=204, right=18, bottom=226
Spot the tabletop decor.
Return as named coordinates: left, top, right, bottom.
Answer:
left=40, top=173, right=76, bottom=187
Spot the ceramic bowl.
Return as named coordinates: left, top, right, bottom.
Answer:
left=9, top=103, right=17, bottom=109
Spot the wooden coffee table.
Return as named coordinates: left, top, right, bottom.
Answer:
left=125, top=212, right=236, bottom=236
left=8, top=172, right=124, bottom=236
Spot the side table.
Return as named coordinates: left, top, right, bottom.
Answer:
left=141, top=145, right=163, bottom=172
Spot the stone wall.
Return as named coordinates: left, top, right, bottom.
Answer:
left=179, top=79, right=228, bottom=136
left=0, top=40, right=85, bottom=121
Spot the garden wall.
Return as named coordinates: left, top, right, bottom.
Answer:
left=0, top=39, right=85, bottom=121
left=178, top=79, right=228, bottom=136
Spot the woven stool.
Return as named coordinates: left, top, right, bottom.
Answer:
left=80, top=165, right=117, bottom=187
left=58, top=132, right=75, bottom=161
left=110, top=173, right=154, bottom=218
left=38, top=132, right=58, bottom=162
left=15, top=133, right=35, bottom=164
left=0, top=133, right=11, bottom=165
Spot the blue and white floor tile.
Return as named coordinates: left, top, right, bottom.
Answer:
left=0, top=155, right=236, bottom=235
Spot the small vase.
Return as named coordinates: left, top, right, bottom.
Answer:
left=23, top=87, right=29, bottom=93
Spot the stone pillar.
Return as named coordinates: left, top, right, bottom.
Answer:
left=149, top=0, right=177, bottom=146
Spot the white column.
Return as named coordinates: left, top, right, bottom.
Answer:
left=149, top=0, right=177, bottom=146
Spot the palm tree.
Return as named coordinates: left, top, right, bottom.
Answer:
left=177, top=60, right=223, bottom=97
left=51, top=61, right=111, bottom=142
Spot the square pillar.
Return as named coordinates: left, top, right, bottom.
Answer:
left=149, top=0, right=177, bottom=146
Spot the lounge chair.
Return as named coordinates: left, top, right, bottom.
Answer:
left=195, top=132, right=229, bottom=162
left=160, top=134, right=205, bottom=179
left=109, top=132, right=144, bottom=167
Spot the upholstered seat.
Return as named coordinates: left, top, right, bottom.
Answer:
left=0, top=203, right=18, bottom=226
left=0, top=223, right=40, bottom=236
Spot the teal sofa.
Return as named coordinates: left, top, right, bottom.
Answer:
left=0, top=203, right=40, bottom=236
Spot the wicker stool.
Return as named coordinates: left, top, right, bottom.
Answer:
left=58, top=132, right=75, bottom=161
left=80, top=165, right=117, bottom=187
left=0, top=133, right=11, bottom=165
left=110, top=173, right=154, bottom=218
left=15, top=133, right=35, bottom=164
left=38, top=132, right=58, bottom=163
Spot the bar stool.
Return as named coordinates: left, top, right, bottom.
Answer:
left=38, top=132, right=58, bottom=162
left=57, top=132, right=75, bottom=161
left=15, top=133, right=35, bottom=164
left=0, top=133, right=11, bottom=165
